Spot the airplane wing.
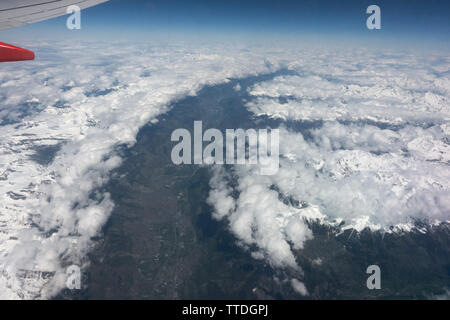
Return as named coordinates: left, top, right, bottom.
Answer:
left=0, top=0, right=109, bottom=62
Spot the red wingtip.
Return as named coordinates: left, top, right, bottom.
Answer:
left=0, top=42, right=35, bottom=62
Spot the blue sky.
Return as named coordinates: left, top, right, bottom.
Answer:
left=1, top=0, right=449, bottom=47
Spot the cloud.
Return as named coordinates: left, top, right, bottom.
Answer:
left=1, top=40, right=449, bottom=299
left=246, top=51, right=450, bottom=125
left=291, top=278, right=309, bottom=296
left=208, top=48, right=449, bottom=281
left=0, top=40, right=285, bottom=299
left=208, top=165, right=315, bottom=271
